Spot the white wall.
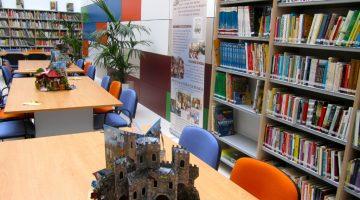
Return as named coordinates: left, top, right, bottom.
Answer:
left=1, top=0, right=81, bottom=12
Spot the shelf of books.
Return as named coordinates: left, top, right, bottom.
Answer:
left=210, top=0, right=360, bottom=199
left=0, top=8, right=82, bottom=51
left=278, top=0, right=360, bottom=7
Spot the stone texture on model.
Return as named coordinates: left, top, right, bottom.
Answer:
left=91, top=126, right=200, bottom=200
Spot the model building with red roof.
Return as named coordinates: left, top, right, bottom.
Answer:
left=35, top=68, right=71, bottom=91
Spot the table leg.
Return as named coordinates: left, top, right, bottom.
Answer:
left=34, top=108, right=93, bottom=137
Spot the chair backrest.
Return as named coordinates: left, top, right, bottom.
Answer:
left=101, top=75, right=111, bottom=91
left=83, top=61, right=92, bottom=74
left=86, top=65, right=96, bottom=80
left=179, top=126, right=221, bottom=169
left=109, top=81, right=122, bottom=99
left=230, top=158, right=298, bottom=200
left=27, top=53, right=48, bottom=60
left=1, top=66, right=13, bottom=87
left=119, top=89, right=138, bottom=119
left=3, top=53, right=26, bottom=67
left=76, top=59, right=85, bottom=69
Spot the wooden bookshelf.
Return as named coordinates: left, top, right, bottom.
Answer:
left=0, top=8, right=82, bottom=51
left=278, top=0, right=360, bottom=7
left=218, top=35, right=270, bottom=42
left=210, top=0, right=360, bottom=199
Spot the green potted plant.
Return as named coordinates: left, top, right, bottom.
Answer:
left=59, top=21, right=83, bottom=62
left=91, top=0, right=151, bottom=84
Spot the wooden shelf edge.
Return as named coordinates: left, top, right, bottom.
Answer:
left=266, top=114, right=347, bottom=145
left=263, top=146, right=339, bottom=187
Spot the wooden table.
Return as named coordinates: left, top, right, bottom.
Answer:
left=15, top=60, right=84, bottom=75
left=4, top=77, right=122, bottom=137
left=0, top=132, right=257, bottom=200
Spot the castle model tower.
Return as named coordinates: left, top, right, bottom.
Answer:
left=91, top=126, right=200, bottom=200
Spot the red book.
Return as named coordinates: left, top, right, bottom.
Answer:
left=302, top=101, right=309, bottom=124
left=344, top=64, right=351, bottom=89
left=317, top=106, right=327, bottom=129
left=247, top=43, right=253, bottom=72
left=326, top=149, right=332, bottom=178
left=330, top=16, right=343, bottom=41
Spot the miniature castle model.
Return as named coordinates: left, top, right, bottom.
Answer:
left=91, top=126, right=200, bottom=200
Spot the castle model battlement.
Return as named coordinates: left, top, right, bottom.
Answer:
left=91, top=125, right=200, bottom=200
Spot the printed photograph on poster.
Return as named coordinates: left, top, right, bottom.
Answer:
left=171, top=99, right=181, bottom=116
left=192, top=17, right=203, bottom=38
left=188, top=41, right=205, bottom=60
left=171, top=90, right=203, bottom=125
left=171, top=56, right=185, bottom=79
left=50, top=1, right=58, bottom=11
left=16, top=0, right=24, bottom=9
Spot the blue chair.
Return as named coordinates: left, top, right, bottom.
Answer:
left=1, top=66, right=13, bottom=88
left=100, top=75, right=111, bottom=91
left=0, top=88, right=35, bottom=140
left=104, top=89, right=138, bottom=128
left=179, top=126, right=221, bottom=169
left=0, top=120, right=35, bottom=141
left=86, top=65, right=96, bottom=80
left=3, top=53, right=25, bottom=69
left=76, top=59, right=85, bottom=69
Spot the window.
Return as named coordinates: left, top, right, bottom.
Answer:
left=119, top=172, right=124, bottom=179
left=154, top=180, right=157, bottom=187
left=142, top=187, right=146, bottom=195
left=169, top=182, right=173, bottom=189
left=180, top=160, right=185, bottom=167
left=140, top=156, right=143, bottom=163
left=133, top=192, right=137, bottom=199
left=152, top=154, right=156, bottom=161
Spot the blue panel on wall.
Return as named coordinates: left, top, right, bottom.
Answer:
left=83, top=22, right=97, bottom=41
left=82, top=0, right=121, bottom=23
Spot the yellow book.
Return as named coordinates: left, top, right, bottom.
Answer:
left=293, top=135, right=300, bottom=162
left=310, top=14, right=324, bottom=44
left=347, top=20, right=360, bottom=47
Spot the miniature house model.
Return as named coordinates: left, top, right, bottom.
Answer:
left=91, top=126, right=200, bottom=200
left=35, top=68, right=70, bottom=91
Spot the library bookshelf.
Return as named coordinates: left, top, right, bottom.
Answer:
left=0, top=8, right=82, bottom=51
left=209, top=0, right=360, bottom=199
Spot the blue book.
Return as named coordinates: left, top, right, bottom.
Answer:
left=214, top=105, right=234, bottom=137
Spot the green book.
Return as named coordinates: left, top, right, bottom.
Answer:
left=214, top=71, right=226, bottom=100
left=344, top=10, right=360, bottom=41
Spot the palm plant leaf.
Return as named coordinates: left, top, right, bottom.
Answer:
left=90, top=0, right=151, bottom=82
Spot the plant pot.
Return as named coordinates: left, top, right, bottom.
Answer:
left=122, top=80, right=134, bottom=90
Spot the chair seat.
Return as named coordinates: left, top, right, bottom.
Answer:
left=0, top=120, right=35, bottom=139
left=0, top=109, right=26, bottom=120
left=94, top=106, right=114, bottom=114
left=105, top=113, right=129, bottom=127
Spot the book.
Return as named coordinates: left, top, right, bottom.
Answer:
left=275, top=10, right=360, bottom=47
left=220, top=41, right=268, bottom=76
left=265, top=124, right=343, bottom=183
left=67, top=3, right=74, bottom=12
left=214, top=105, right=234, bottom=137
left=271, top=53, right=358, bottom=96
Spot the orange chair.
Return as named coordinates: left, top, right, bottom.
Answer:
left=94, top=81, right=122, bottom=114
left=230, top=158, right=298, bottom=200
left=83, top=61, right=92, bottom=74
